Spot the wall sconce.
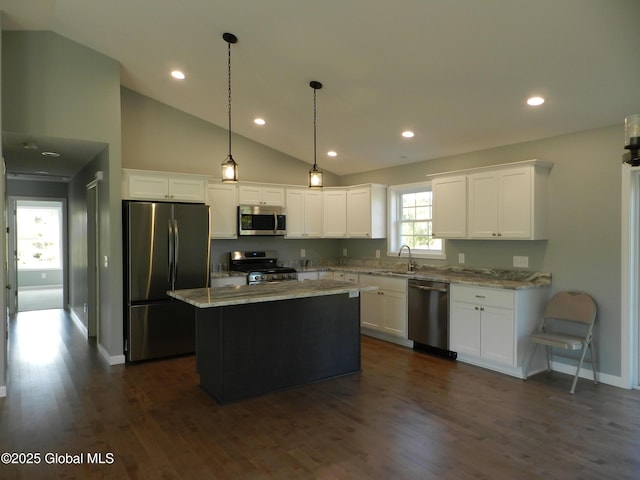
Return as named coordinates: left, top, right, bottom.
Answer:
left=623, top=114, right=640, bottom=166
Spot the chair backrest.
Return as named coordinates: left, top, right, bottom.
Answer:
left=544, top=291, right=597, bottom=325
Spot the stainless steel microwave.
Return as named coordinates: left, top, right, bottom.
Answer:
left=238, top=205, right=286, bottom=236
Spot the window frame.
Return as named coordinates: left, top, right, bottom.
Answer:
left=387, top=181, right=446, bottom=260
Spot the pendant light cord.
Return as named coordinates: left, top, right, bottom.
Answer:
left=227, top=40, right=232, bottom=158
left=313, top=87, right=317, bottom=168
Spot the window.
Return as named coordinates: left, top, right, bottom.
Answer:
left=387, top=182, right=445, bottom=259
left=16, top=201, right=63, bottom=270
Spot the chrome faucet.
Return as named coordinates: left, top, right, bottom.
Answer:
left=398, top=244, right=415, bottom=272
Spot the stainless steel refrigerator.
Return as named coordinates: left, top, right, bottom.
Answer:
left=123, top=201, right=210, bottom=362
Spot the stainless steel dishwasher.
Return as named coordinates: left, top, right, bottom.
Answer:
left=407, top=279, right=457, bottom=359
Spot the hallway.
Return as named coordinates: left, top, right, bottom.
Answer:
left=1, top=309, right=640, bottom=479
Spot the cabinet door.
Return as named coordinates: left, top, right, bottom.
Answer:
left=499, top=168, right=532, bottom=238
left=450, top=301, right=481, bottom=356
left=297, top=272, right=319, bottom=281
left=323, top=190, right=347, bottom=237
left=261, top=187, right=285, bottom=206
left=285, top=189, right=305, bottom=237
left=432, top=175, right=467, bottom=238
left=127, top=174, right=169, bottom=200
left=468, top=172, right=499, bottom=238
left=382, top=291, right=407, bottom=338
left=347, top=188, right=371, bottom=237
left=169, top=177, right=206, bottom=202
left=304, top=190, right=323, bottom=237
left=238, top=185, right=262, bottom=205
left=361, top=290, right=383, bottom=329
left=480, top=306, right=515, bottom=366
left=207, top=184, right=238, bottom=238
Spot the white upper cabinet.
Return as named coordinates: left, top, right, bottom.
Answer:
left=432, top=175, right=467, bottom=238
left=431, top=160, right=552, bottom=240
left=322, top=189, right=347, bottom=238
left=238, top=184, right=285, bottom=206
left=122, top=169, right=207, bottom=203
left=468, top=164, right=550, bottom=239
left=206, top=183, right=238, bottom=239
left=285, top=188, right=322, bottom=238
left=346, top=185, right=387, bottom=238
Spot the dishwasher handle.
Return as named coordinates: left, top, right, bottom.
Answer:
left=409, top=282, right=449, bottom=293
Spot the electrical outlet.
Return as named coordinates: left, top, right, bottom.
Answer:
left=300, top=249, right=306, bottom=258
left=458, top=253, right=465, bottom=264
left=375, top=250, right=380, bottom=259
left=513, top=256, right=529, bottom=268
left=343, top=248, right=348, bottom=257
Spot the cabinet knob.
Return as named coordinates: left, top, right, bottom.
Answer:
left=475, top=306, right=479, bottom=310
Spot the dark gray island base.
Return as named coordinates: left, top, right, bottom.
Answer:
left=196, top=293, right=360, bottom=403
left=168, top=280, right=372, bottom=404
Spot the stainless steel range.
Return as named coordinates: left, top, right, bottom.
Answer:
left=229, top=250, right=298, bottom=284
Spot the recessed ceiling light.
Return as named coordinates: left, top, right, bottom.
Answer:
left=171, top=70, right=186, bottom=80
left=327, top=151, right=337, bottom=157
left=527, top=96, right=545, bottom=106
left=254, top=118, right=266, bottom=125
left=402, top=131, right=415, bottom=138
left=42, top=151, right=60, bottom=157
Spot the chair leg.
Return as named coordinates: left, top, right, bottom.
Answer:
left=522, top=343, right=538, bottom=380
left=589, top=337, right=598, bottom=385
left=570, top=343, right=590, bottom=395
left=545, top=346, right=551, bottom=372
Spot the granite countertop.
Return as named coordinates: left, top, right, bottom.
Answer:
left=296, top=265, right=551, bottom=290
left=169, top=280, right=378, bottom=308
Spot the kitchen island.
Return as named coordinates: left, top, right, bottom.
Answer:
left=168, top=280, right=377, bottom=404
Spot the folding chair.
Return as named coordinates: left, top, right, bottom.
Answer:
left=522, top=291, right=597, bottom=394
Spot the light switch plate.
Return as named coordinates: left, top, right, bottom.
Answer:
left=300, top=249, right=306, bottom=258
left=343, top=248, right=348, bottom=257
left=458, top=253, right=465, bottom=264
left=513, top=256, right=529, bottom=268
left=375, top=250, right=380, bottom=258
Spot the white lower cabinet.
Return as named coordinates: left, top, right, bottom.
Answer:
left=332, top=271, right=358, bottom=284
left=359, top=274, right=408, bottom=345
left=449, top=284, right=549, bottom=378
left=210, top=276, right=246, bottom=287
left=297, top=271, right=319, bottom=281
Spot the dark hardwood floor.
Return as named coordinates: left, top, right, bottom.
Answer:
left=1, top=309, right=639, bottom=480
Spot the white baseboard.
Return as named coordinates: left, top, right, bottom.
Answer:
left=550, top=360, right=630, bottom=390
left=98, top=343, right=125, bottom=365
left=70, top=308, right=125, bottom=365
left=69, top=308, right=88, bottom=337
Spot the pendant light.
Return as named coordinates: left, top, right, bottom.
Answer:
left=308, top=80, right=324, bottom=188
left=623, top=114, right=640, bottom=166
left=221, top=32, right=239, bottom=182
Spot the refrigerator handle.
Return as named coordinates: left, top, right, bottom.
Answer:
left=168, top=219, right=174, bottom=286
left=173, top=218, right=179, bottom=286
left=273, top=211, right=277, bottom=234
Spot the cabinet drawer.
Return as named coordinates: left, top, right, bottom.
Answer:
left=359, top=274, right=407, bottom=293
left=450, top=284, right=513, bottom=309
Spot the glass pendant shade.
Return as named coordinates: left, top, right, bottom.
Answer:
left=222, top=155, right=238, bottom=182
left=309, top=164, right=323, bottom=188
left=624, top=114, right=640, bottom=166
left=625, top=114, right=640, bottom=148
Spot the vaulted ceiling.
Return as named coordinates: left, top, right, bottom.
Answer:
left=2, top=0, right=640, bottom=178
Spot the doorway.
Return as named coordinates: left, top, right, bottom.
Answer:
left=10, top=199, right=66, bottom=312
